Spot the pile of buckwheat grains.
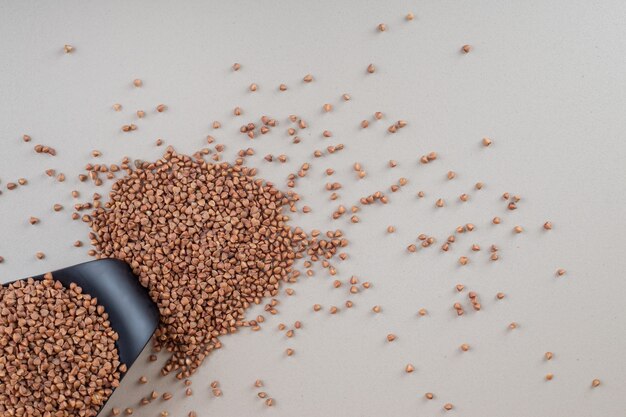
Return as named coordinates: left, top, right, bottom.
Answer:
left=0, top=275, right=122, bottom=416
left=88, top=148, right=321, bottom=378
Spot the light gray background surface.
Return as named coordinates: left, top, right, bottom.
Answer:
left=1, top=1, right=625, bottom=416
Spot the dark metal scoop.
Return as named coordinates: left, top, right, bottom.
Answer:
left=2, top=258, right=160, bottom=414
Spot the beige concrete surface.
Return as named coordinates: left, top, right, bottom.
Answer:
left=1, top=1, right=625, bottom=416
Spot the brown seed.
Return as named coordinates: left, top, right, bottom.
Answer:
left=29, top=216, right=39, bottom=225
left=162, top=392, right=172, bottom=400
left=459, top=256, right=468, bottom=265
left=64, top=44, right=74, bottom=53
left=35, top=252, right=45, bottom=259
left=249, top=83, right=257, bottom=92
left=508, top=322, right=518, bottom=330
left=475, top=182, right=484, bottom=190
left=133, top=79, right=142, bottom=87
left=265, top=398, right=274, bottom=407
left=377, top=23, right=386, bottom=32
left=418, top=308, right=427, bottom=316
left=112, top=104, right=122, bottom=111
left=330, top=306, right=338, bottom=314
left=543, top=221, right=553, bottom=230
left=286, top=348, right=294, bottom=356
left=372, top=305, right=381, bottom=313
left=545, top=352, right=553, bottom=360
left=482, top=137, right=492, bottom=146
left=493, top=217, right=501, bottom=224
left=387, top=334, right=396, bottom=342
left=435, top=198, right=444, bottom=208
left=545, top=373, right=554, bottom=381
left=125, top=408, right=133, bottom=415
left=406, top=12, right=415, bottom=21
left=342, top=93, right=351, bottom=101
left=361, top=120, right=369, bottom=128
left=232, top=63, right=241, bottom=71
left=111, top=408, right=120, bottom=416
left=462, top=44, right=472, bottom=53
left=425, top=393, right=434, bottom=400
left=591, top=379, right=601, bottom=387
left=303, top=74, right=313, bottom=82
left=313, top=304, right=322, bottom=312
left=496, top=292, right=505, bottom=300
left=513, top=226, right=523, bottom=234
left=323, top=103, right=333, bottom=112
left=367, top=64, right=376, bottom=74
left=405, top=364, right=414, bottom=373
left=254, top=379, right=263, bottom=387
left=138, top=376, right=147, bottom=384
left=444, top=403, right=454, bottom=411
left=556, top=268, right=566, bottom=277
left=387, top=225, right=395, bottom=233
left=460, top=343, right=470, bottom=352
